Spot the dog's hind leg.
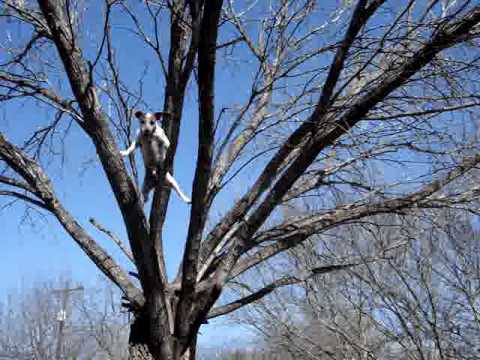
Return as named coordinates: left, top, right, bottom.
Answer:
left=166, top=172, right=191, bottom=204
left=142, top=169, right=156, bottom=203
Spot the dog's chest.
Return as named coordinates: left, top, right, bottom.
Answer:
left=139, top=134, right=165, bottom=168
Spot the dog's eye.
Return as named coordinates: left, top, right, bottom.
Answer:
left=150, top=121, right=155, bottom=126
left=140, top=120, right=145, bottom=124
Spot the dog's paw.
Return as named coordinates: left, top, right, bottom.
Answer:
left=120, top=150, right=128, bottom=157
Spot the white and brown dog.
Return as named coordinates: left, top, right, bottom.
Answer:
left=120, top=111, right=191, bottom=204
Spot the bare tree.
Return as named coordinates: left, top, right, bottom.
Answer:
left=1, top=0, right=480, bottom=359
left=0, top=278, right=130, bottom=359
left=235, top=211, right=480, bottom=360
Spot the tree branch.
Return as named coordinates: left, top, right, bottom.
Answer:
left=208, top=277, right=300, bottom=319
left=176, top=0, right=223, bottom=344
left=180, top=0, right=202, bottom=87
left=148, top=0, right=190, bottom=288
left=0, top=73, right=81, bottom=122
left=200, top=0, right=385, bottom=268
left=89, top=217, right=135, bottom=264
left=0, top=132, right=144, bottom=308
left=208, top=260, right=374, bottom=319
left=230, top=152, right=480, bottom=279
left=0, top=175, right=37, bottom=193
left=0, top=190, right=49, bottom=210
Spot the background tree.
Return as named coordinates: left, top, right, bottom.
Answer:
left=0, top=277, right=130, bottom=359
left=1, top=0, right=480, bottom=359
left=233, top=210, right=480, bottom=359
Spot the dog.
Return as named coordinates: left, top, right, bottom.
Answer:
left=120, top=111, right=191, bottom=204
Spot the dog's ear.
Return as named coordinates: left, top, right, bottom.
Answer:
left=154, top=112, right=170, bottom=121
left=134, top=111, right=144, bottom=119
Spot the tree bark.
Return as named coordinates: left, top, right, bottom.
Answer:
left=129, top=313, right=157, bottom=360
left=128, top=312, right=198, bottom=360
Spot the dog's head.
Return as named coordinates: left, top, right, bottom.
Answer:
left=134, top=111, right=168, bottom=136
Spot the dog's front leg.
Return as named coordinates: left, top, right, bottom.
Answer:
left=120, top=131, right=140, bottom=157
left=120, top=139, right=137, bottom=157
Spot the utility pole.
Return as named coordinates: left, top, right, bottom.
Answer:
left=52, top=284, right=84, bottom=360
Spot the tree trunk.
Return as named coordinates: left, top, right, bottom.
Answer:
left=128, top=314, right=157, bottom=360
left=181, top=335, right=197, bottom=360
left=128, top=314, right=198, bottom=360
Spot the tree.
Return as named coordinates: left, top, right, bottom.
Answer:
left=1, top=0, right=479, bottom=359
left=234, top=211, right=480, bottom=359
left=0, top=277, right=130, bottom=359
